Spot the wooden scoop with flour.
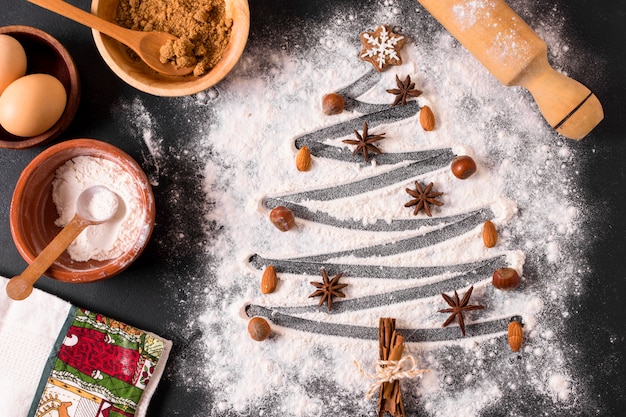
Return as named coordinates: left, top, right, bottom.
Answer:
left=417, top=0, right=603, bottom=140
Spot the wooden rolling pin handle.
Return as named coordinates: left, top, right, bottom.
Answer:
left=417, top=0, right=603, bottom=140
left=521, top=56, right=604, bottom=140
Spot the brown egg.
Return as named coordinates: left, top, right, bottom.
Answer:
left=0, top=34, right=27, bottom=95
left=0, top=73, right=66, bottom=137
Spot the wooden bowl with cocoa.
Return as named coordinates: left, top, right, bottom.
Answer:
left=91, top=0, right=249, bottom=96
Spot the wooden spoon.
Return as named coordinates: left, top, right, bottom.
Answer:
left=6, top=186, right=120, bottom=301
left=27, top=0, right=194, bottom=76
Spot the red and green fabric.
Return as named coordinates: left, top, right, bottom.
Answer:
left=28, top=308, right=170, bottom=417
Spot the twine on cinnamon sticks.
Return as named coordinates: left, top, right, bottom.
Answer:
left=355, top=318, right=429, bottom=417
left=355, top=356, right=428, bottom=400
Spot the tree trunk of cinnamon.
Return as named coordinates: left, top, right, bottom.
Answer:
left=378, top=318, right=406, bottom=417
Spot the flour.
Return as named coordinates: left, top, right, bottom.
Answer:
left=118, top=0, right=599, bottom=415
left=52, top=156, right=143, bottom=262
left=83, top=187, right=119, bottom=221
left=452, top=0, right=494, bottom=29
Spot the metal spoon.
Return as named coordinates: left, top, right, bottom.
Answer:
left=27, top=0, right=194, bottom=76
left=6, top=186, right=120, bottom=301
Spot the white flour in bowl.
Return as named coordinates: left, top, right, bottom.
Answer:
left=52, top=155, right=142, bottom=262
left=82, top=186, right=119, bottom=222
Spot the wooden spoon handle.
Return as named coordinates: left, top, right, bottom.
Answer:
left=27, top=0, right=138, bottom=49
left=6, top=214, right=90, bottom=300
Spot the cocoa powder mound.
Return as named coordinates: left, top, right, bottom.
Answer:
left=116, top=0, right=231, bottom=76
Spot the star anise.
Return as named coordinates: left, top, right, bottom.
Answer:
left=404, top=181, right=443, bottom=217
left=438, top=286, right=485, bottom=336
left=309, top=268, right=348, bottom=312
left=386, top=74, right=422, bottom=107
left=342, top=121, right=386, bottom=162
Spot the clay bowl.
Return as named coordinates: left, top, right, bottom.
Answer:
left=10, top=138, right=155, bottom=283
left=91, top=0, right=250, bottom=96
left=0, top=25, right=80, bottom=149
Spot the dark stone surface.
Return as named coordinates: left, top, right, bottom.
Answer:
left=1, top=0, right=624, bottom=416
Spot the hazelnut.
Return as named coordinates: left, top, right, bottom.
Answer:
left=451, top=155, right=477, bottom=179
left=492, top=267, right=520, bottom=290
left=269, top=206, right=295, bottom=231
left=247, top=317, right=271, bottom=341
left=322, top=93, right=345, bottom=115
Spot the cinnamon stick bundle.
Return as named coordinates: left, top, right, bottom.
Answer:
left=378, top=318, right=406, bottom=417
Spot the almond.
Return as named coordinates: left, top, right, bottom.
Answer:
left=482, top=220, right=498, bottom=248
left=296, top=146, right=312, bottom=171
left=420, top=105, right=435, bottom=131
left=508, top=320, right=523, bottom=352
left=261, top=265, right=277, bottom=294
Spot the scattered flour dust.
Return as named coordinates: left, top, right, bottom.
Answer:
left=118, top=0, right=597, bottom=416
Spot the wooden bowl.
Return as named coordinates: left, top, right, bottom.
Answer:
left=10, top=139, right=155, bottom=283
left=91, top=0, right=250, bottom=96
left=0, top=26, right=80, bottom=149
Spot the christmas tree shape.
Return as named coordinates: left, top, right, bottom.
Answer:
left=246, top=69, right=523, bottom=341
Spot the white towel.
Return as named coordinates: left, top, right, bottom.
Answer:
left=0, top=276, right=171, bottom=417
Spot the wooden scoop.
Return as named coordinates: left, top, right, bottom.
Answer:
left=27, top=0, right=194, bottom=76
left=6, top=186, right=119, bottom=301
left=417, top=0, right=603, bottom=140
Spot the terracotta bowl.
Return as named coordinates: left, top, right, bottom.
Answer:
left=91, top=0, right=250, bottom=96
left=0, top=25, right=80, bottom=149
left=10, top=139, right=155, bottom=283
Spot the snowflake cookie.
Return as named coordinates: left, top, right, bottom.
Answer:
left=359, top=24, right=406, bottom=72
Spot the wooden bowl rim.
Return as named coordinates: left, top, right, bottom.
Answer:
left=91, top=0, right=250, bottom=96
left=9, top=138, right=156, bottom=283
left=0, top=25, right=81, bottom=149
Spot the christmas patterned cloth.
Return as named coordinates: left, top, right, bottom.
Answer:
left=0, top=277, right=171, bottom=417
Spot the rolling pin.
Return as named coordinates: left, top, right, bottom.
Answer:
left=417, top=0, right=603, bottom=140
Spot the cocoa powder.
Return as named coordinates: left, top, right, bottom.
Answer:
left=116, top=0, right=231, bottom=76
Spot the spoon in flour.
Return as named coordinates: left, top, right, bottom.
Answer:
left=26, top=0, right=194, bottom=76
left=6, top=186, right=119, bottom=301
